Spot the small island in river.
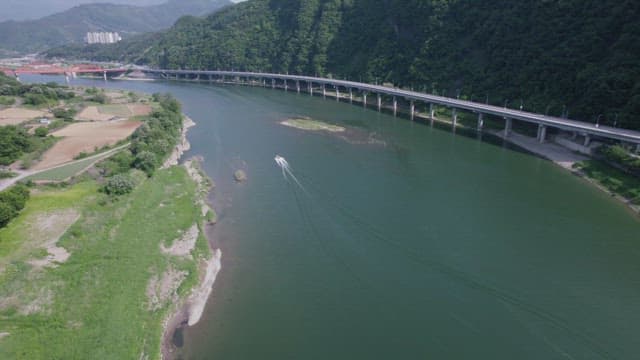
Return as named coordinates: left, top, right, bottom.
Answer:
left=280, top=116, right=345, bottom=132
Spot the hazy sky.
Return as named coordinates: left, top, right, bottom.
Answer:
left=0, top=0, right=167, bottom=21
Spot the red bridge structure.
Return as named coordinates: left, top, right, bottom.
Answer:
left=2, top=63, right=128, bottom=79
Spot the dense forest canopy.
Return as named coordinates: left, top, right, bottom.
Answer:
left=47, top=0, right=640, bottom=128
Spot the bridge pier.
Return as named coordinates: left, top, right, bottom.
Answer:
left=284, top=79, right=288, bottom=91
left=322, top=84, right=326, bottom=98
left=377, top=94, right=382, bottom=112
left=477, top=113, right=484, bottom=131
left=296, top=81, right=300, bottom=93
left=410, top=101, right=415, bottom=121
left=103, top=71, right=107, bottom=81
left=504, top=118, right=512, bottom=136
left=349, top=88, right=353, bottom=103
left=271, top=78, right=275, bottom=89
left=584, top=134, right=591, bottom=147
left=393, top=97, right=397, bottom=116
left=336, top=87, right=340, bottom=101
left=452, top=108, right=458, bottom=128
left=309, top=83, right=314, bottom=96
left=363, top=93, right=367, bottom=108
left=429, top=104, right=435, bottom=126
left=537, top=124, right=547, bottom=143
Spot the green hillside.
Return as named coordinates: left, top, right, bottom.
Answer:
left=46, top=0, right=640, bottom=128
left=0, top=0, right=230, bottom=54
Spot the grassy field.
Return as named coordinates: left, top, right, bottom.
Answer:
left=574, top=160, right=640, bottom=205
left=0, top=167, right=207, bottom=359
left=98, top=104, right=133, bottom=117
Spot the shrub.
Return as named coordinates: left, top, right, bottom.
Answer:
left=598, top=145, right=640, bottom=174
left=52, top=108, right=77, bottom=121
left=103, top=174, right=136, bottom=196
left=97, top=150, right=134, bottom=176
left=0, top=96, right=15, bottom=105
left=34, top=127, right=48, bottom=137
left=0, top=170, right=17, bottom=179
left=23, top=93, right=50, bottom=106
left=0, top=202, right=15, bottom=228
left=0, top=184, right=30, bottom=228
left=89, top=93, right=108, bottom=104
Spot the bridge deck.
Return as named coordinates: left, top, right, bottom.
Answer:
left=144, top=69, right=640, bottom=145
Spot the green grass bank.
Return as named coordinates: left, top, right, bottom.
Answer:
left=0, top=167, right=209, bottom=359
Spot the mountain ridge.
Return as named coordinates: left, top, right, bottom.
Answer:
left=0, top=0, right=231, bottom=54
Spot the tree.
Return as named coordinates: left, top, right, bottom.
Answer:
left=133, top=150, right=158, bottom=176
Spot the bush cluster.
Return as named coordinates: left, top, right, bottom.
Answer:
left=0, top=74, right=74, bottom=106
left=0, top=125, right=31, bottom=166
left=0, top=184, right=29, bottom=228
left=52, top=107, right=77, bottom=121
left=597, top=145, right=640, bottom=175
left=129, top=93, right=183, bottom=176
left=103, top=174, right=136, bottom=196
left=0, top=95, right=15, bottom=106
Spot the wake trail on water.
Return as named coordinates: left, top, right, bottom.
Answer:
left=292, top=170, right=613, bottom=360
left=275, top=156, right=371, bottom=289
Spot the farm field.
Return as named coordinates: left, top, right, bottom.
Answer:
left=77, top=104, right=152, bottom=121
left=31, top=120, right=141, bottom=170
left=0, top=108, right=48, bottom=125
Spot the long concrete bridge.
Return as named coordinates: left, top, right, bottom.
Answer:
left=142, top=69, right=640, bottom=151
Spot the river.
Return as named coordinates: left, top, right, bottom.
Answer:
left=25, top=75, right=640, bottom=359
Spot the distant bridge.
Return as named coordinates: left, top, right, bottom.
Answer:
left=9, top=66, right=127, bottom=79
left=140, top=69, right=640, bottom=151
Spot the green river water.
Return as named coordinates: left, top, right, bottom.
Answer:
left=27, top=76, right=640, bottom=359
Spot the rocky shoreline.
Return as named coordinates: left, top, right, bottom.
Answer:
left=160, top=117, right=221, bottom=360
left=162, top=116, right=195, bottom=169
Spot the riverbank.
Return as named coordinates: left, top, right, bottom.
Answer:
left=161, top=157, right=220, bottom=360
left=0, top=92, right=221, bottom=359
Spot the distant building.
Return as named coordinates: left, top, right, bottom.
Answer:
left=86, top=32, right=122, bottom=44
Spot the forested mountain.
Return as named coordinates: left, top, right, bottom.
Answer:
left=46, top=0, right=640, bottom=128
left=0, top=0, right=166, bottom=22
left=0, top=0, right=231, bottom=54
